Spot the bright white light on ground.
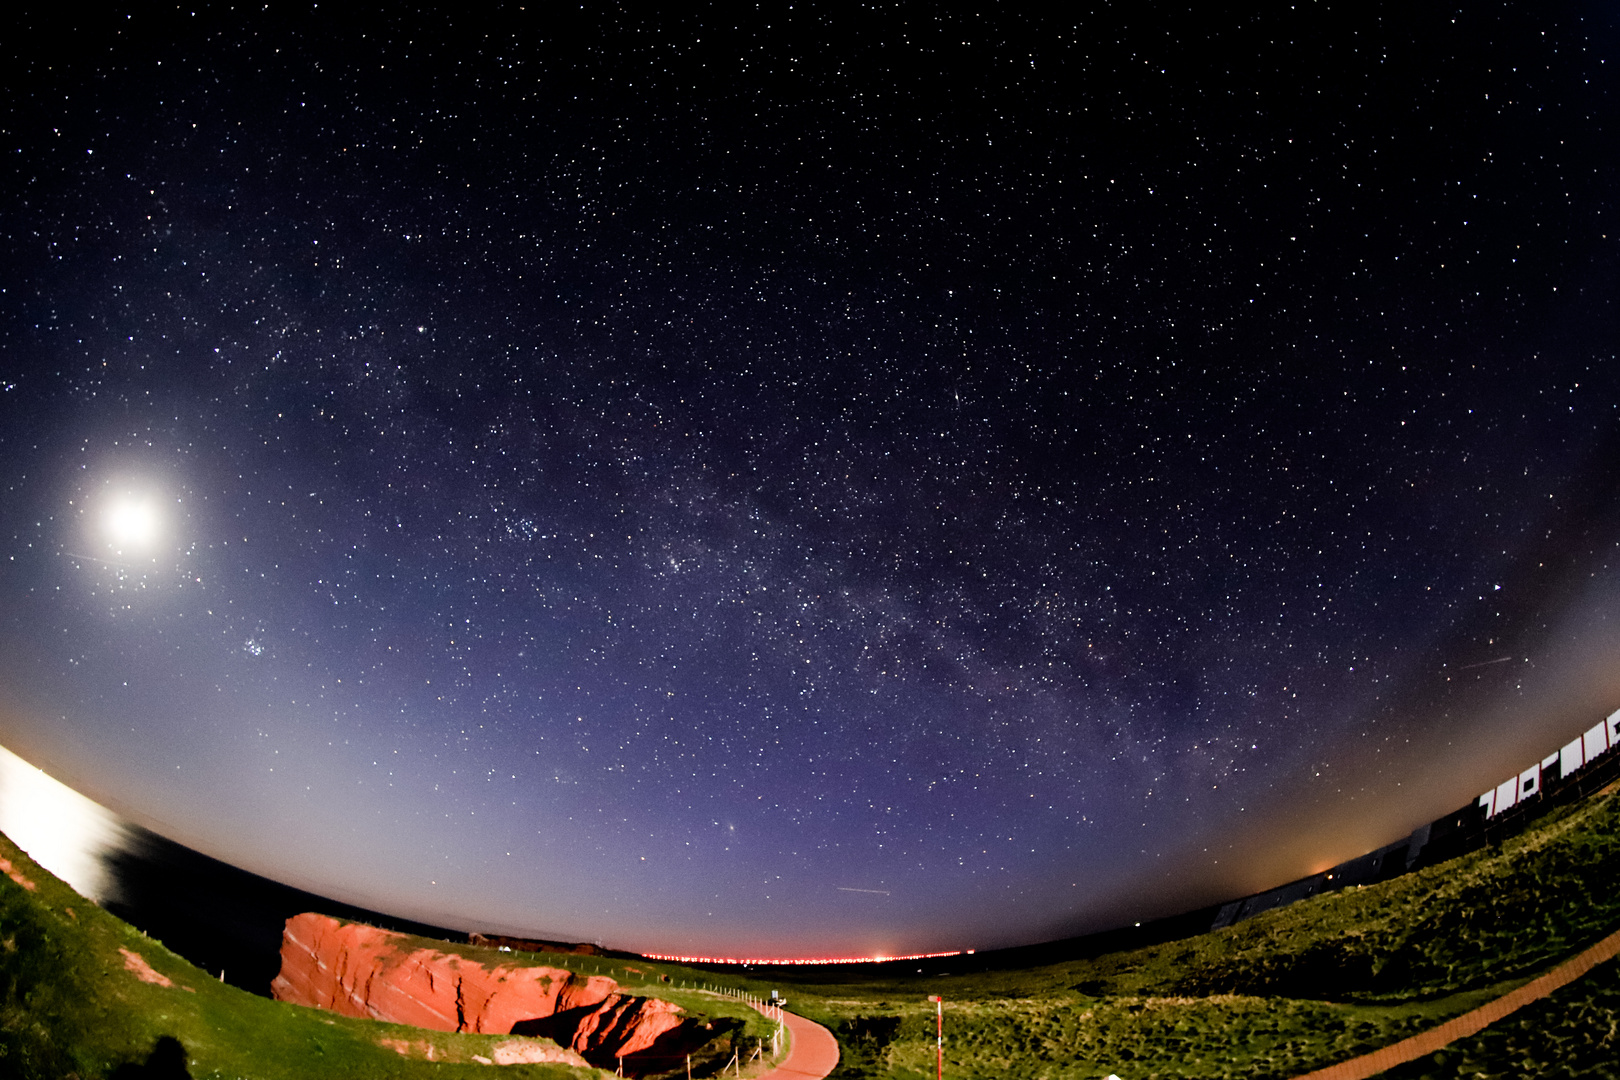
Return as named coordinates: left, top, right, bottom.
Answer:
left=0, top=744, right=128, bottom=903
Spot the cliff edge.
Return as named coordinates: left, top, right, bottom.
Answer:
left=272, top=912, right=687, bottom=1060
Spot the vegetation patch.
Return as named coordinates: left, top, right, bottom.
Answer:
left=767, top=791, right=1620, bottom=1078
left=1378, top=952, right=1620, bottom=1080
left=0, top=832, right=776, bottom=1079
left=6, top=789, right=1620, bottom=1077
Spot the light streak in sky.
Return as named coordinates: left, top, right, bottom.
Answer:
left=1455, top=656, right=1516, bottom=671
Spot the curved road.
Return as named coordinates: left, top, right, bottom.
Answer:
left=755, top=1009, right=840, bottom=1080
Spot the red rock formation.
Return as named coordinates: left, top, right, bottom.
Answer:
left=571, top=992, right=686, bottom=1056
left=0, top=856, right=36, bottom=891
left=272, top=913, right=688, bottom=1058
left=120, top=947, right=173, bottom=987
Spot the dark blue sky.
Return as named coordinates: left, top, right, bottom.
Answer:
left=2, top=3, right=1618, bottom=958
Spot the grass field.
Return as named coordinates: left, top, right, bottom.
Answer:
left=1376, top=952, right=1620, bottom=1080
left=769, top=789, right=1620, bottom=1079
left=0, top=832, right=777, bottom=1079
left=4, top=787, right=1619, bottom=1078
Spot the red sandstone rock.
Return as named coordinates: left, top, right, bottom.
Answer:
left=272, top=912, right=688, bottom=1059
left=0, top=856, right=36, bottom=891
left=571, top=992, right=687, bottom=1057
left=120, top=947, right=172, bottom=987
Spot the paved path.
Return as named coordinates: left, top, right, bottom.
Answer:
left=1291, top=923, right=1620, bottom=1080
left=753, top=1009, right=840, bottom=1080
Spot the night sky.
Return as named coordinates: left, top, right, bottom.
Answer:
left=1, top=4, right=1618, bottom=960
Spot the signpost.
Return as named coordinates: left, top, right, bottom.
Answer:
left=927, top=995, right=943, bottom=1080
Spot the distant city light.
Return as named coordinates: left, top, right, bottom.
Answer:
left=639, top=949, right=966, bottom=966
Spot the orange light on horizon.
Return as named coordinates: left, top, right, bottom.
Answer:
left=639, top=948, right=968, bottom=966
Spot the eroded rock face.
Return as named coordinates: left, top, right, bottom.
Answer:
left=272, top=912, right=687, bottom=1059
left=573, top=992, right=687, bottom=1056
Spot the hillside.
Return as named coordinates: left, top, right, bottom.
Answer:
left=4, top=786, right=1620, bottom=1078
left=0, top=833, right=772, bottom=1079
left=768, top=786, right=1620, bottom=1079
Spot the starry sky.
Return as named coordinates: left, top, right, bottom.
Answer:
left=1, top=3, right=1618, bottom=960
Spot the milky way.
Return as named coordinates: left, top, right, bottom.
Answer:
left=1, top=5, right=1617, bottom=957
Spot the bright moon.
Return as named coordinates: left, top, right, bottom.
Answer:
left=103, top=497, right=160, bottom=553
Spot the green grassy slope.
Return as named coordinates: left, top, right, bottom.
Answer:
left=769, top=788, right=1620, bottom=1079
left=0, top=832, right=774, bottom=1080
left=1378, top=954, right=1620, bottom=1080
left=7, top=785, right=1619, bottom=1078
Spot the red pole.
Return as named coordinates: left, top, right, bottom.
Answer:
left=928, top=995, right=943, bottom=1080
